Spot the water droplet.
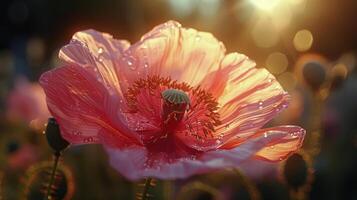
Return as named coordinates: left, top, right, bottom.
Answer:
left=264, top=132, right=268, bottom=138
left=270, top=145, right=275, bottom=149
left=268, top=78, right=273, bottom=83
left=83, top=137, right=94, bottom=143
left=215, top=139, right=221, bottom=144
left=144, top=62, right=149, bottom=68
left=42, top=130, right=45, bottom=134
left=124, top=56, right=137, bottom=70
left=258, top=105, right=263, bottom=109
left=97, top=47, right=103, bottom=54
left=259, top=101, right=263, bottom=105
left=195, top=35, right=201, bottom=41
left=73, top=131, right=81, bottom=136
left=290, top=132, right=299, bottom=138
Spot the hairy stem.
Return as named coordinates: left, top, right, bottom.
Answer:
left=138, top=177, right=153, bottom=200
left=44, top=152, right=60, bottom=200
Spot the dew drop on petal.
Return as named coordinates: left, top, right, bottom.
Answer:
left=126, top=57, right=137, bottom=70
left=264, top=132, right=268, bottom=138
left=83, top=137, right=94, bottom=143
left=97, top=47, right=103, bottom=54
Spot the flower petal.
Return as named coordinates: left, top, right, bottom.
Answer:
left=198, top=52, right=248, bottom=98
left=220, top=126, right=305, bottom=162
left=59, top=29, right=134, bottom=95
left=127, top=21, right=226, bottom=86
left=40, top=65, right=141, bottom=147
left=253, top=126, right=306, bottom=161
left=211, top=53, right=290, bottom=143
left=176, top=52, right=290, bottom=151
left=105, top=131, right=287, bottom=180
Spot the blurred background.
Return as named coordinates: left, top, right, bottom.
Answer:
left=0, top=0, right=356, bottom=199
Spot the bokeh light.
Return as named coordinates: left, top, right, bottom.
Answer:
left=270, top=4, right=292, bottom=30
left=168, top=0, right=197, bottom=17
left=249, top=0, right=282, bottom=11
left=288, top=0, right=306, bottom=5
left=266, top=52, right=289, bottom=75
left=293, top=29, right=314, bottom=52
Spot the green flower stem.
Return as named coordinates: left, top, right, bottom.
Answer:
left=44, top=152, right=60, bottom=200
left=139, top=177, right=153, bottom=200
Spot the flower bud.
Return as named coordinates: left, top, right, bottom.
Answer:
left=45, top=118, right=69, bottom=153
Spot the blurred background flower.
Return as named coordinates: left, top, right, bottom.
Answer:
left=0, top=0, right=356, bottom=199
left=6, top=77, right=50, bottom=131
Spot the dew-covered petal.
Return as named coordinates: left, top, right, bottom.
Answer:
left=59, top=29, right=135, bottom=95
left=127, top=20, right=226, bottom=86
left=198, top=52, right=248, bottom=98
left=39, top=65, right=142, bottom=147
left=253, top=126, right=305, bottom=161
left=210, top=53, right=290, bottom=144
left=105, top=131, right=286, bottom=180
left=220, top=126, right=305, bottom=162
left=176, top=52, right=290, bottom=151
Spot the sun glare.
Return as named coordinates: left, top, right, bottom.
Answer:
left=250, top=0, right=282, bottom=11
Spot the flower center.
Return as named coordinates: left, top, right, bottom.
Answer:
left=124, top=75, right=221, bottom=141
left=161, top=89, right=190, bottom=131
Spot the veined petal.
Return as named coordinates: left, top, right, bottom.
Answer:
left=253, top=126, right=305, bottom=161
left=210, top=52, right=290, bottom=143
left=177, top=52, right=290, bottom=151
left=106, top=131, right=287, bottom=180
left=220, top=125, right=305, bottom=161
left=127, top=21, right=226, bottom=86
left=59, top=29, right=133, bottom=96
left=39, top=65, right=141, bottom=147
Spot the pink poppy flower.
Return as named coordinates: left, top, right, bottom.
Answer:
left=7, top=78, right=51, bottom=130
left=40, top=21, right=305, bottom=180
